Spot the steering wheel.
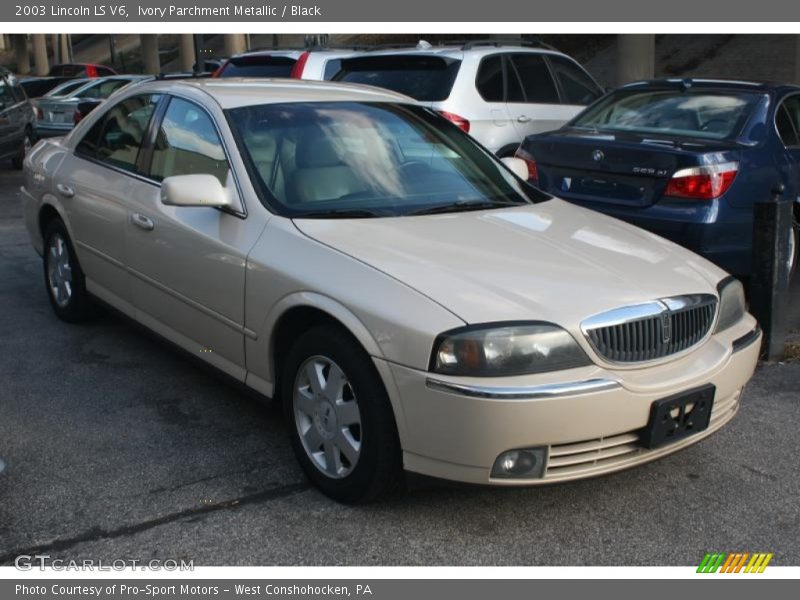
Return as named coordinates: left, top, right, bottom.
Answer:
left=700, top=118, right=729, bottom=132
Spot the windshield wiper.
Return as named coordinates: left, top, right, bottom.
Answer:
left=292, top=208, right=384, bottom=219
left=407, top=199, right=525, bottom=216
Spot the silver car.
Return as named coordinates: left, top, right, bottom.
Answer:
left=34, top=75, right=148, bottom=139
left=22, top=78, right=760, bottom=503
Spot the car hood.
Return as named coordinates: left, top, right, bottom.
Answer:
left=293, top=199, right=726, bottom=328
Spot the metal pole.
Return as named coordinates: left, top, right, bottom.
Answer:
left=749, top=184, right=794, bottom=360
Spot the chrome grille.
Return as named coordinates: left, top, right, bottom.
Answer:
left=583, top=295, right=717, bottom=363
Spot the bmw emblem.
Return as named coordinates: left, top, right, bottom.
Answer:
left=592, top=149, right=605, bottom=162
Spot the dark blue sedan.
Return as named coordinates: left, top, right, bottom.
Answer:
left=517, top=79, right=800, bottom=278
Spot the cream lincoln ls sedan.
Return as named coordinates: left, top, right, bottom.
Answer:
left=22, top=78, right=762, bottom=503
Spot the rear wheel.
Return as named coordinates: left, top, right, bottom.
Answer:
left=282, top=324, right=403, bottom=503
left=42, top=219, right=94, bottom=322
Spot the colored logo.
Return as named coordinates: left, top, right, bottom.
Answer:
left=697, top=552, right=773, bottom=573
left=592, top=149, right=605, bottom=162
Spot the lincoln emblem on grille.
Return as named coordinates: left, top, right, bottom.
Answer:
left=661, top=312, right=672, bottom=344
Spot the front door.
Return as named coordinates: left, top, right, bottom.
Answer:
left=125, top=96, right=265, bottom=380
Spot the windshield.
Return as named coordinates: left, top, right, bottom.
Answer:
left=333, top=56, right=461, bottom=102
left=572, top=89, right=761, bottom=140
left=227, top=101, right=547, bottom=218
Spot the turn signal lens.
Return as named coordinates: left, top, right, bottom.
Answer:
left=664, top=162, right=738, bottom=200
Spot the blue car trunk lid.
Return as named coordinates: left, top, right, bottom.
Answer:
left=523, top=129, right=741, bottom=208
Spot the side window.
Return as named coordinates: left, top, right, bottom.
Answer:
left=509, top=54, right=559, bottom=104
left=475, top=55, right=505, bottom=102
left=76, top=94, right=160, bottom=171
left=323, top=59, right=343, bottom=81
left=779, top=96, right=800, bottom=147
left=548, top=56, right=602, bottom=105
left=149, top=97, right=230, bottom=187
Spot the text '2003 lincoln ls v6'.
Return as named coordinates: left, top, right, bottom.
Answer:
left=21, top=78, right=761, bottom=502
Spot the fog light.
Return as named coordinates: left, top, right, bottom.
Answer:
left=490, top=447, right=547, bottom=479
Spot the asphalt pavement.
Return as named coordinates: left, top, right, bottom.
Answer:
left=0, top=168, right=798, bottom=566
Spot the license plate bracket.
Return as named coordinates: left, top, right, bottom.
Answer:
left=641, top=385, right=715, bottom=449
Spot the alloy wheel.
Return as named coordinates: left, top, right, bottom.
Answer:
left=46, top=233, right=73, bottom=308
left=293, top=355, right=362, bottom=479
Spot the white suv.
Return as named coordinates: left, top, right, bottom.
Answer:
left=333, top=39, right=604, bottom=156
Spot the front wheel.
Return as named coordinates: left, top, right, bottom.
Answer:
left=282, top=325, right=403, bottom=503
left=42, top=219, right=94, bottom=322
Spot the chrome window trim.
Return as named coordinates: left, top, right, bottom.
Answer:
left=425, top=377, right=620, bottom=400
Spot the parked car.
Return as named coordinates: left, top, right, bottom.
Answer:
left=518, top=79, right=800, bottom=278
left=19, top=76, right=74, bottom=99
left=49, top=63, right=117, bottom=78
left=0, top=68, right=35, bottom=169
left=34, top=75, right=148, bottom=139
left=21, top=78, right=761, bottom=503
left=213, top=48, right=361, bottom=80
left=42, top=78, right=91, bottom=98
left=332, top=39, right=603, bottom=156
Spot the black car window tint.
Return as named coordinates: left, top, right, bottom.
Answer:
left=776, top=104, right=799, bottom=147
left=510, top=54, right=560, bottom=104
left=548, top=56, right=602, bottom=105
left=475, top=55, right=505, bottom=102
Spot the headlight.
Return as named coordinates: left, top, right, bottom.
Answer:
left=430, top=322, right=590, bottom=377
left=714, top=277, right=746, bottom=333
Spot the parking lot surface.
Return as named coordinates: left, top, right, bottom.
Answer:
left=0, top=169, right=798, bottom=566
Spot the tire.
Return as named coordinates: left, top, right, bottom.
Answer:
left=12, top=128, right=32, bottom=170
left=42, top=219, right=94, bottom=322
left=281, top=324, right=403, bottom=503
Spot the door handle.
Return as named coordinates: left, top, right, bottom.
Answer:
left=56, top=183, right=74, bottom=198
left=131, top=213, right=155, bottom=232
left=517, top=115, right=532, bottom=123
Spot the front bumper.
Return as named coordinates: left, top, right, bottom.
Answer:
left=381, top=315, right=760, bottom=485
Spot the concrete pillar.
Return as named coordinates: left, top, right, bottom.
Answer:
left=14, top=35, right=30, bottom=75
left=51, top=34, right=60, bottom=64
left=615, top=34, right=655, bottom=86
left=140, top=34, right=160, bottom=75
left=0, top=34, right=7, bottom=51
left=223, top=34, right=247, bottom=57
left=32, top=34, right=49, bottom=76
left=179, top=34, right=195, bottom=72
left=61, top=34, right=72, bottom=64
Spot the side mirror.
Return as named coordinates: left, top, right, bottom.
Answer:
left=500, top=156, right=529, bottom=181
left=160, top=174, right=231, bottom=208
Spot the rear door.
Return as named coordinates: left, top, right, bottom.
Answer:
left=472, top=54, right=515, bottom=153
left=506, top=53, right=577, bottom=139
left=55, top=93, right=161, bottom=312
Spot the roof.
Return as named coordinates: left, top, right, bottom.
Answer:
left=353, top=44, right=565, bottom=60
left=164, top=77, right=417, bottom=108
left=619, top=78, right=800, bottom=93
